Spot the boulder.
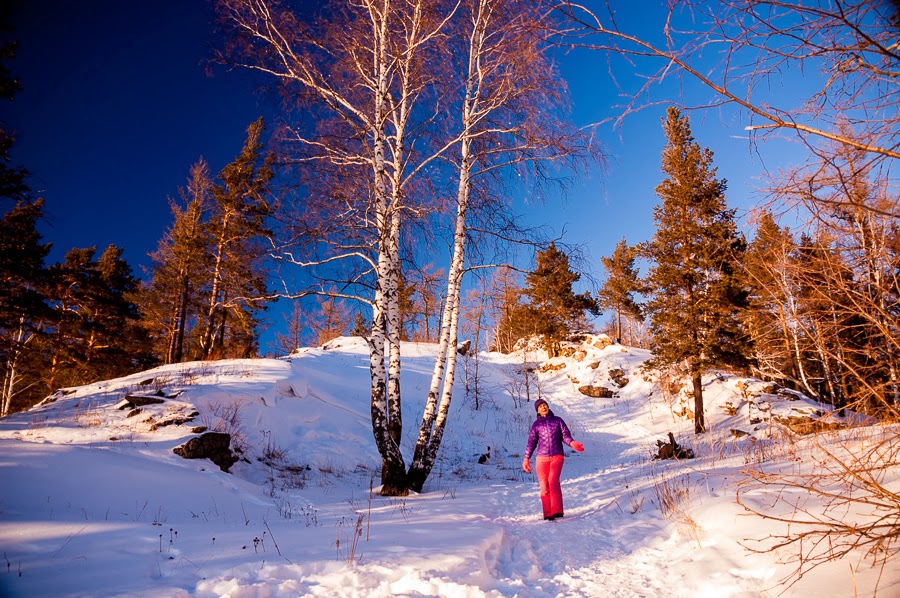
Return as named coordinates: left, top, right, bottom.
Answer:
left=173, top=432, right=237, bottom=472
left=119, top=395, right=165, bottom=409
left=608, top=368, right=629, bottom=388
left=578, top=385, right=615, bottom=398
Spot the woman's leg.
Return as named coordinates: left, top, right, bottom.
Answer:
left=546, top=455, right=565, bottom=517
left=535, top=456, right=553, bottom=519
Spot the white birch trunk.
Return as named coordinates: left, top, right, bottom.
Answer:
left=1, top=323, right=31, bottom=418
left=408, top=0, right=486, bottom=486
left=199, top=210, right=231, bottom=359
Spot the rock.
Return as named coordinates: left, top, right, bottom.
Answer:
left=173, top=432, right=237, bottom=472
left=457, top=339, right=472, bottom=356
left=541, top=362, right=567, bottom=372
left=587, top=361, right=601, bottom=370
left=119, top=395, right=166, bottom=409
left=149, top=410, right=200, bottom=431
left=592, top=336, right=613, bottom=350
left=578, top=385, right=615, bottom=398
left=608, top=368, right=629, bottom=388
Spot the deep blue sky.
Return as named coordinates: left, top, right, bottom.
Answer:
left=5, top=1, right=797, bottom=343
left=6, top=1, right=267, bottom=269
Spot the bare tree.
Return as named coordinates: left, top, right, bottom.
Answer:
left=308, top=295, right=352, bottom=346
left=561, top=0, right=900, bottom=167
left=218, top=0, right=595, bottom=494
left=737, top=429, right=900, bottom=591
left=273, top=301, right=303, bottom=355
left=218, top=0, right=458, bottom=494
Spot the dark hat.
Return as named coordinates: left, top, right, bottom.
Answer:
left=534, top=399, right=548, bottom=412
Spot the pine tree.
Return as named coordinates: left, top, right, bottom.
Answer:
left=43, top=245, right=147, bottom=392
left=521, top=243, right=598, bottom=356
left=142, top=159, right=212, bottom=364
left=196, top=118, right=274, bottom=360
left=597, top=237, right=644, bottom=343
left=0, top=199, right=50, bottom=415
left=488, top=267, right=526, bottom=353
left=0, top=22, right=54, bottom=415
left=642, top=107, right=749, bottom=434
left=351, top=312, right=368, bottom=338
left=743, top=212, right=806, bottom=391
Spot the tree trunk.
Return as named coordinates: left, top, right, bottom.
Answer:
left=691, top=364, right=705, bottom=434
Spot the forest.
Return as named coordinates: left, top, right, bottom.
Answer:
left=2, top=0, right=899, bottom=496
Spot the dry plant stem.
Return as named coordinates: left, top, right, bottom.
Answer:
left=737, top=429, right=900, bottom=589
left=263, top=519, right=291, bottom=564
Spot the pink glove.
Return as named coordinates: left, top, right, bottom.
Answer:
left=570, top=441, right=584, bottom=452
left=522, top=458, right=531, bottom=473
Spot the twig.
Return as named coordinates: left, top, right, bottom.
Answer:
left=51, top=527, right=85, bottom=561
left=263, top=518, right=292, bottom=564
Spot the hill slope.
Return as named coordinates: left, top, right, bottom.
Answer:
left=1, top=335, right=897, bottom=597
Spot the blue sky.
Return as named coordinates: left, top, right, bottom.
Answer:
left=5, top=1, right=805, bottom=345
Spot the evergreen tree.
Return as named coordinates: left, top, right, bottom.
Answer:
left=0, top=21, right=51, bottom=415
left=0, top=20, right=27, bottom=208
left=743, top=212, right=809, bottom=392
left=142, top=159, right=212, bottom=364
left=0, top=199, right=50, bottom=415
left=488, top=266, right=525, bottom=353
left=642, top=107, right=749, bottom=434
left=196, top=118, right=274, bottom=360
left=521, top=243, right=598, bottom=356
left=597, top=237, right=644, bottom=343
left=351, top=311, right=368, bottom=338
left=43, top=245, right=148, bottom=392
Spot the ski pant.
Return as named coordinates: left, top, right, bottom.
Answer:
left=535, top=455, right=565, bottom=518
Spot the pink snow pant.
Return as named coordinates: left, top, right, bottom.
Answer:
left=535, top=455, right=565, bottom=518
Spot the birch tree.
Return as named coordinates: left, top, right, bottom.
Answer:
left=218, top=0, right=595, bottom=494
left=405, top=0, right=597, bottom=491
left=217, top=0, right=452, bottom=494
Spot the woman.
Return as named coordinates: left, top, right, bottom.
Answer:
left=522, top=398, right=584, bottom=520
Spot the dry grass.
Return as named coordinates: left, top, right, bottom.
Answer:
left=652, top=469, right=701, bottom=545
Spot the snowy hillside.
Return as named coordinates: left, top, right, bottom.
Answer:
left=1, top=335, right=898, bottom=597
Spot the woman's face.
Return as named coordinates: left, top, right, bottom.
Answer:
left=537, top=403, right=549, bottom=416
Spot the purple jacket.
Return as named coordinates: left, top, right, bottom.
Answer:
left=525, top=409, right=575, bottom=459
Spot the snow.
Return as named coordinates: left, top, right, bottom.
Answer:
left=1, top=335, right=898, bottom=597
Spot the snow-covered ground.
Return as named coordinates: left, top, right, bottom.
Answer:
left=1, top=335, right=898, bottom=597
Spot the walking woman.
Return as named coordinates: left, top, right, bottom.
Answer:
left=522, top=398, right=584, bottom=520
